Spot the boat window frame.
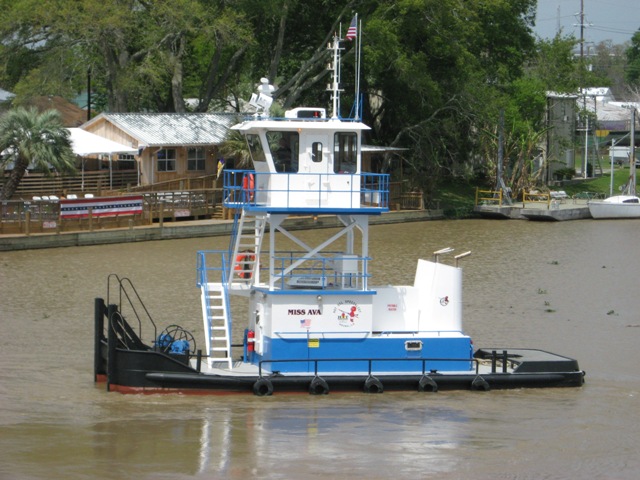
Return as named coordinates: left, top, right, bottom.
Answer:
left=333, top=132, right=358, bottom=173
left=311, top=142, right=323, bottom=163
left=266, top=131, right=299, bottom=173
left=245, top=134, right=267, bottom=164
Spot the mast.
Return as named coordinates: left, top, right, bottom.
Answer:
left=354, top=14, right=361, bottom=120
left=329, top=35, right=343, bottom=119
left=631, top=108, right=636, bottom=196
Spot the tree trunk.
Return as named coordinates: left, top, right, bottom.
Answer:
left=0, top=157, right=29, bottom=200
left=268, top=1, right=289, bottom=82
left=171, top=35, right=186, bottom=113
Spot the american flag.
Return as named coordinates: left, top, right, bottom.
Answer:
left=300, top=318, right=312, bottom=328
left=346, top=16, right=357, bottom=41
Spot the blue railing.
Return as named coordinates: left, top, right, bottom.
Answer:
left=222, top=170, right=389, bottom=210
left=196, top=250, right=234, bottom=343
left=270, top=250, right=370, bottom=291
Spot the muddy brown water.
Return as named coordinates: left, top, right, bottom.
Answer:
left=1, top=218, right=639, bottom=479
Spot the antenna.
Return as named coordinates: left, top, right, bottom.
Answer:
left=327, top=36, right=344, bottom=119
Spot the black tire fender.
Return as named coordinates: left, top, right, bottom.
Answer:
left=252, top=377, right=274, bottom=396
left=363, top=376, right=384, bottom=394
left=418, top=375, right=438, bottom=393
left=309, top=376, right=330, bottom=395
left=471, top=375, right=490, bottom=391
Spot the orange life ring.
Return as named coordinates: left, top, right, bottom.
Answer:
left=242, top=173, right=255, bottom=201
left=235, top=251, right=255, bottom=279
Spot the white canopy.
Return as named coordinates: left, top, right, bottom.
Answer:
left=68, top=128, right=137, bottom=156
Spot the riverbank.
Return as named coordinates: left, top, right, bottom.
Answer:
left=0, top=209, right=443, bottom=251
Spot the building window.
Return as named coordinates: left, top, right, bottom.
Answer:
left=157, top=148, right=176, bottom=172
left=117, top=153, right=136, bottom=170
left=334, top=132, right=357, bottom=173
left=188, top=147, right=205, bottom=171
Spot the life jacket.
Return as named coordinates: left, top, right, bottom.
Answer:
left=235, top=251, right=255, bottom=279
left=242, top=173, right=255, bottom=201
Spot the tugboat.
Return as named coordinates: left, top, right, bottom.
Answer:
left=93, top=36, right=585, bottom=395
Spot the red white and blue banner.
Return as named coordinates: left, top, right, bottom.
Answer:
left=60, top=195, right=144, bottom=219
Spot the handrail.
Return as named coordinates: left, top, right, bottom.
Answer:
left=271, top=250, right=370, bottom=291
left=258, top=356, right=479, bottom=377
left=106, top=273, right=158, bottom=347
left=196, top=250, right=234, bottom=346
left=475, top=188, right=503, bottom=206
left=222, top=169, right=390, bottom=209
left=522, top=191, right=551, bottom=208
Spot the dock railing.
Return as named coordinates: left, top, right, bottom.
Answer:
left=522, top=191, right=552, bottom=209
left=0, top=190, right=223, bottom=235
left=475, top=188, right=503, bottom=206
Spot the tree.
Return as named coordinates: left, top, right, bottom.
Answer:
left=0, top=107, right=76, bottom=200
left=626, top=30, right=640, bottom=86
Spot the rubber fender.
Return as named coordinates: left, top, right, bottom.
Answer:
left=309, top=376, right=330, bottom=395
left=471, top=375, right=490, bottom=391
left=418, top=375, right=438, bottom=393
left=363, top=376, right=384, bottom=394
left=252, top=377, right=274, bottom=396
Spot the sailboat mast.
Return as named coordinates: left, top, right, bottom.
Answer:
left=631, top=108, right=636, bottom=196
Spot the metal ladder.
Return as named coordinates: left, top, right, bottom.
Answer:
left=229, top=211, right=267, bottom=285
left=200, top=281, right=232, bottom=369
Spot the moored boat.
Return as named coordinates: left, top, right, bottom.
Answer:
left=588, top=194, right=640, bottom=219
left=589, top=106, right=639, bottom=219
left=93, top=35, right=584, bottom=395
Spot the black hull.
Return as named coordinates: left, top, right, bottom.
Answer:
left=94, top=297, right=585, bottom=396
left=97, top=343, right=585, bottom=395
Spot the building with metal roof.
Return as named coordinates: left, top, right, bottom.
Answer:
left=82, top=113, right=238, bottom=186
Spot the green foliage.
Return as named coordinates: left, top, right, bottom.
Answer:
left=0, top=0, right=633, bottom=198
left=0, top=107, right=75, bottom=199
left=626, top=30, right=640, bottom=85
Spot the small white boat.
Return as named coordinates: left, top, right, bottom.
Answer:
left=588, top=195, right=640, bottom=219
left=589, top=107, right=639, bottom=219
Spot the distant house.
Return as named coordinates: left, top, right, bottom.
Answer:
left=81, top=113, right=238, bottom=186
left=25, top=96, right=88, bottom=127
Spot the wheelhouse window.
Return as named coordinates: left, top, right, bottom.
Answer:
left=334, top=132, right=357, bottom=173
left=246, top=134, right=266, bottom=163
left=157, top=148, right=176, bottom=172
left=311, top=142, right=323, bottom=163
left=266, top=131, right=299, bottom=173
left=187, top=147, right=205, bottom=171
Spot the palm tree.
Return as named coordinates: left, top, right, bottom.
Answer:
left=0, top=107, right=76, bottom=200
left=218, top=129, right=253, bottom=169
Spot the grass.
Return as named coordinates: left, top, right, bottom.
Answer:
left=560, top=166, right=635, bottom=198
